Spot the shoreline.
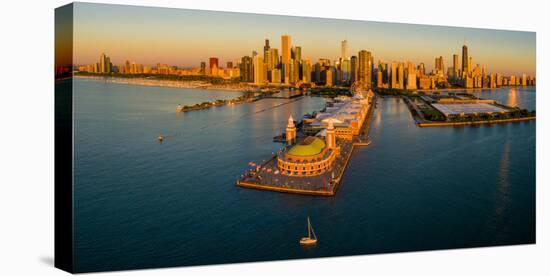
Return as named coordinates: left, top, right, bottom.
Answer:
left=416, top=86, right=536, bottom=92
left=74, top=75, right=253, bottom=92
left=417, top=116, right=536, bottom=127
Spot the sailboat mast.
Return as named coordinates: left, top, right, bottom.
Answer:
left=307, top=217, right=311, bottom=239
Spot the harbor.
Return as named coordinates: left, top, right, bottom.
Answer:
left=237, top=91, right=376, bottom=196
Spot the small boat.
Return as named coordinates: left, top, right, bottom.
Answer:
left=157, top=135, right=164, bottom=142
left=299, top=217, right=317, bottom=246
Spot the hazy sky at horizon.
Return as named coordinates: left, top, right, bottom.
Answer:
left=73, top=2, right=536, bottom=76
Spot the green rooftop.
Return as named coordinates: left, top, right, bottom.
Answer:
left=288, top=136, right=326, bottom=156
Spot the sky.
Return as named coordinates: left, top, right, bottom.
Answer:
left=73, top=2, right=536, bottom=76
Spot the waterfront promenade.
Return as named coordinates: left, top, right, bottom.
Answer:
left=237, top=95, right=376, bottom=196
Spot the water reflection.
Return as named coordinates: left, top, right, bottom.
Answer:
left=508, top=88, right=518, bottom=107
left=489, top=141, right=511, bottom=240
left=496, top=142, right=511, bottom=214
left=374, top=99, right=382, bottom=128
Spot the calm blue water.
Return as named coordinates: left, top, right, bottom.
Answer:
left=74, top=79, right=535, bottom=272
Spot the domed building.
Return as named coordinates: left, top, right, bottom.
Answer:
left=277, top=119, right=340, bottom=176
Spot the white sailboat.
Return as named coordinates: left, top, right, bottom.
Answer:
left=299, top=217, right=317, bottom=246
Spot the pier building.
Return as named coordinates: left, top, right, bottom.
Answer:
left=302, top=92, right=373, bottom=139
left=236, top=90, right=375, bottom=196
left=277, top=120, right=340, bottom=176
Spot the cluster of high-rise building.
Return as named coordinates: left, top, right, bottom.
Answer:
left=78, top=53, right=113, bottom=74
left=236, top=36, right=373, bottom=90
left=448, top=45, right=536, bottom=88
left=236, top=37, right=534, bottom=90
left=78, top=41, right=535, bottom=89
left=374, top=60, right=439, bottom=90
left=372, top=43, right=535, bottom=90
left=200, top=58, right=241, bottom=79
left=447, top=44, right=536, bottom=88
left=77, top=53, right=238, bottom=78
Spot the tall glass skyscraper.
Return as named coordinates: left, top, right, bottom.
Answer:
left=462, top=44, right=468, bottom=76
left=358, top=50, right=372, bottom=90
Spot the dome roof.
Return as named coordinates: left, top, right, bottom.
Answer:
left=287, top=136, right=326, bottom=156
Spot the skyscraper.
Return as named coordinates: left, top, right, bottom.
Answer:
left=435, top=56, right=444, bottom=75
left=489, top=73, right=496, bottom=88
left=271, top=69, right=281, bottom=84
left=358, top=50, right=372, bottom=90
left=341, top=40, right=348, bottom=60
left=350, top=56, right=358, bottom=84
left=209, top=57, right=219, bottom=70
left=281, top=35, right=291, bottom=84
left=294, top=46, right=302, bottom=62
left=209, top=57, right=219, bottom=76
left=325, top=68, right=333, bottom=87
left=391, top=62, right=397, bottom=89
left=313, top=62, right=321, bottom=83
left=99, top=53, right=106, bottom=73
left=379, top=61, right=388, bottom=85
left=99, top=53, right=111, bottom=73
left=341, top=59, right=350, bottom=82
left=240, top=56, right=253, bottom=82
left=268, top=48, right=279, bottom=70
left=406, top=72, right=417, bottom=89
left=263, top=39, right=270, bottom=62
left=398, top=62, right=404, bottom=89
left=406, top=61, right=417, bottom=90
left=453, top=54, right=459, bottom=77
left=302, top=59, right=311, bottom=83
left=462, top=44, right=468, bottom=76
left=377, top=71, right=383, bottom=88
left=253, top=56, right=266, bottom=84
left=265, top=50, right=272, bottom=79
left=106, top=56, right=112, bottom=73
left=418, top=62, right=425, bottom=76
left=200, top=62, right=206, bottom=75
left=289, top=59, right=299, bottom=84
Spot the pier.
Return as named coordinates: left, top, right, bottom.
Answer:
left=236, top=94, right=376, bottom=196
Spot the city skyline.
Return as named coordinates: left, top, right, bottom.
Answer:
left=73, top=3, right=535, bottom=76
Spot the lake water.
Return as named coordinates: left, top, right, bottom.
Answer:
left=73, top=79, right=536, bottom=272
